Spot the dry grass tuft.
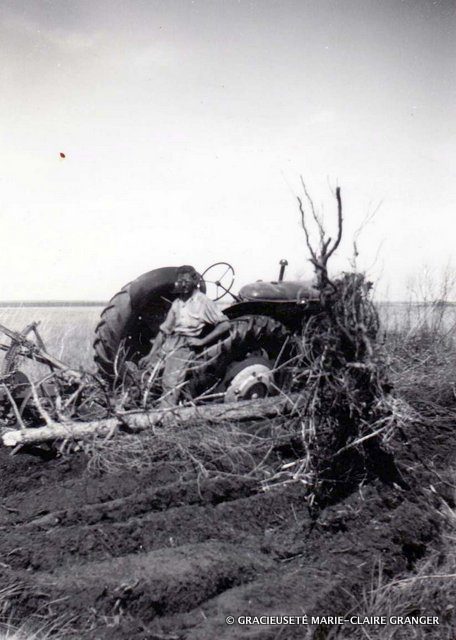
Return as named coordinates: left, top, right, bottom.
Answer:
left=329, top=497, right=456, bottom=640
left=381, top=267, right=456, bottom=408
left=384, top=302, right=456, bottom=409
left=0, top=623, right=67, bottom=640
left=0, top=580, right=77, bottom=640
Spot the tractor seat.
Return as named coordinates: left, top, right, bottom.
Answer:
left=238, top=280, right=319, bottom=302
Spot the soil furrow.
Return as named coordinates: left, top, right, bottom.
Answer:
left=11, top=475, right=257, bottom=530
left=29, top=542, right=275, bottom=627
left=0, top=462, right=188, bottom=526
left=0, top=485, right=309, bottom=571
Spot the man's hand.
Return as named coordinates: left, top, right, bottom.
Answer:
left=60, top=369, right=84, bottom=384
left=187, top=337, right=205, bottom=348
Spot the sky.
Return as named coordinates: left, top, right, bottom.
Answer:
left=0, top=0, right=455, bottom=301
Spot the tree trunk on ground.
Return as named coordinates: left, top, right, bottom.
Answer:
left=1, top=394, right=302, bottom=447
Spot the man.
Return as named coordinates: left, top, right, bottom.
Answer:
left=141, top=265, right=230, bottom=408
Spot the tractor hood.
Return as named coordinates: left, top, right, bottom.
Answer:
left=238, top=280, right=319, bottom=302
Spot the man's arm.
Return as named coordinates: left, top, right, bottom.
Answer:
left=138, top=330, right=165, bottom=368
left=187, top=320, right=230, bottom=348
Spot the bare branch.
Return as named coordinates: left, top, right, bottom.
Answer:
left=297, top=181, right=344, bottom=290
left=297, top=196, right=319, bottom=262
left=326, top=186, right=343, bottom=261
left=354, top=199, right=383, bottom=242
left=300, top=176, right=325, bottom=242
left=22, top=373, right=54, bottom=427
left=2, top=383, right=27, bottom=430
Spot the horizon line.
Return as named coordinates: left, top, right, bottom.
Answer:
left=0, top=301, right=107, bottom=308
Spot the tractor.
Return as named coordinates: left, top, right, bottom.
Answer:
left=93, top=261, right=323, bottom=403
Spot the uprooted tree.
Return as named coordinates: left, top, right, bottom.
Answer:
left=272, top=179, right=400, bottom=507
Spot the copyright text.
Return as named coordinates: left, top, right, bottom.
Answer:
left=225, top=615, right=440, bottom=626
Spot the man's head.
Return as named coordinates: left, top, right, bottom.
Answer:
left=174, top=265, right=199, bottom=297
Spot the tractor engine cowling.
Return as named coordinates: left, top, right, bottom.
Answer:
left=238, top=280, right=318, bottom=303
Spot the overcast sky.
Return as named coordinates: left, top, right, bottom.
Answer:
left=1, top=0, right=455, bottom=300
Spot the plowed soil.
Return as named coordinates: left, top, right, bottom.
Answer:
left=0, top=411, right=454, bottom=640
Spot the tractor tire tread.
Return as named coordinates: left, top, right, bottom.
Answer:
left=93, top=284, right=134, bottom=379
left=189, top=315, right=293, bottom=395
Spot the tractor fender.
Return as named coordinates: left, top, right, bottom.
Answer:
left=223, top=299, right=321, bottom=333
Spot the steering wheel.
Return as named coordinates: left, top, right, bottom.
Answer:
left=201, top=262, right=236, bottom=301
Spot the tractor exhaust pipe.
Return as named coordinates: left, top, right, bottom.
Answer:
left=278, top=259, right=288, bottom=282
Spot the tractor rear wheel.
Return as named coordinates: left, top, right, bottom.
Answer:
left=93, top=267, right=194, bottom=383
left=93, top=282, right=136, bottom=381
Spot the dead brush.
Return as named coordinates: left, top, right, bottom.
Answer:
left=84, top=417, right=289, bottom=481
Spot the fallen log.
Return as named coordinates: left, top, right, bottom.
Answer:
left=1, top=393, right=303, bottom=448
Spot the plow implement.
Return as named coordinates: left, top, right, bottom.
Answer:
left=0, top=320, right=80, bottom=376
left=0, top=320, right=89, bottom=442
